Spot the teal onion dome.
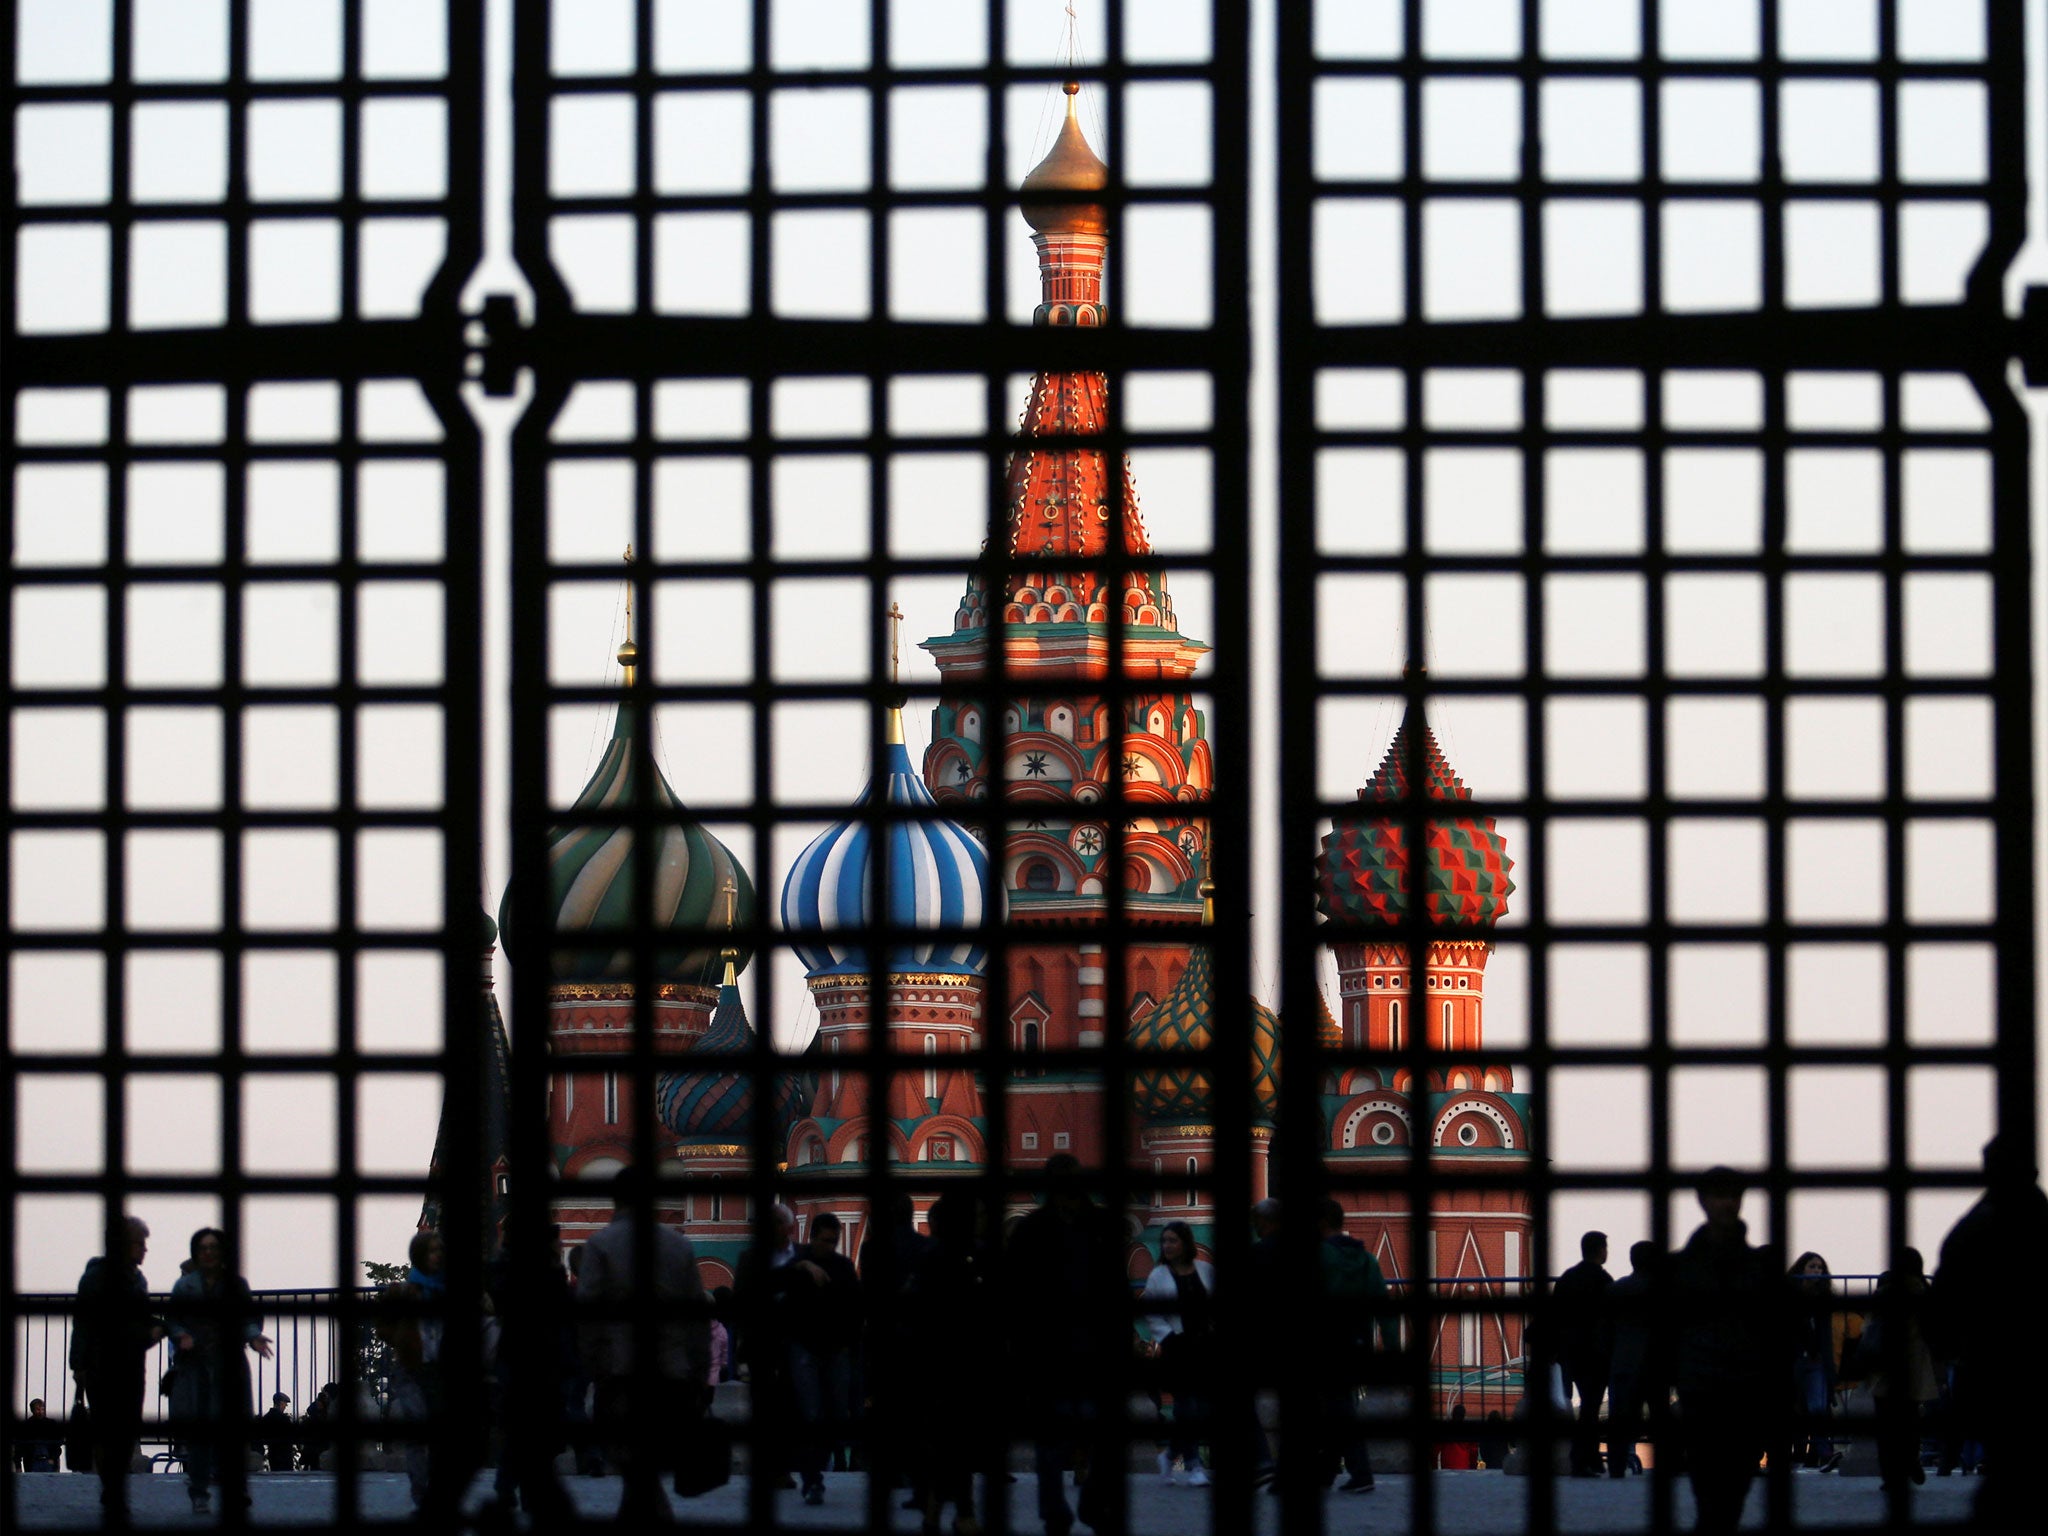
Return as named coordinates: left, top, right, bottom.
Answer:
left=1127, top=946, right=1281, bottom=1126
left=505, top=703, right=755, bottom=985
left=655, top=975, right=756, bottom=1142
left=1316, top=698, right=1514, bottom=930
left=654, top=966, right=804, bottom=1144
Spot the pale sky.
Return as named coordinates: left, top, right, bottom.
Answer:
left=8, top=0, right=2044, bottom=1356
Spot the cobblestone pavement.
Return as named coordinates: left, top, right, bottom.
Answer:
left=9, top=1470, right=1979, bottom=1530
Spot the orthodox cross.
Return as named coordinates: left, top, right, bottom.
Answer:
left=617, top=543, right=639, bottom=685
left=887, top=600, right=904, bottom=683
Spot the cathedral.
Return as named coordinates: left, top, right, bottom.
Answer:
left=456, top=85, right=1532, bottom=1405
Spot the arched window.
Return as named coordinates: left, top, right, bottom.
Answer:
left=710, top=1191, right=724, bottom=1222
left=1443, top=999, right=1454, bottom=1036
left=1186, top=1156, right=1199, bottom=1208
left=924, top=1035, right=938, bottom=1100
left=1022, top=860, right=1059, bottom=893
left=602, top=1073, right=619, bottom=1125
left=1018, top=1019, right=1044, bottom=1079
left=1388, top=1000, right=1402, bottom=1047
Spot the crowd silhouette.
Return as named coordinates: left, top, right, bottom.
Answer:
left=24, top=1139, right=2048, bottom=1533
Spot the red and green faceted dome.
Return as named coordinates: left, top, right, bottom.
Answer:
left=1317, top=702, right=1514, bottom=928
left=1127, top=946, right=1280, bottom=1125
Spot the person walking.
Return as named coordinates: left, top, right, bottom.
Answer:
left=1139, top=1221, right=1216, bottom=1486
left=1669, top=1169, right=1785, bottom=1536
left=1316, top=1197, right=1387, bottom=1493
left=1006, top=1153, right=1133, bottom=1536
left=578, top=1165, right=712, bottom=1522
left=259, top=1393, right=295, bottom=1472
left=1935, top=1135, right=2048, bottom=1525
left=1869, top=1249, right=1939, bottom=1493
left=861, top=1190, right=935, bottom=1511
left=786, top=1211, right=860, bottom=1506
left=734, top=1202, right=806, bottom=1495
left=70, top=1214, right=166, bottom=1511
left=378, top=1227, right=453, bottom=1514
left=1787, top=1253, right=1843, bottom=1473
left=1604, top=1240, right=1659, bottom=1477
left=908, top=1192, right=992, bottom=1536
left=299, top=1383, right=337, bottom=1472
left=485, top=1223, right=575, bottom=1520
left=1553, top=1231, right=1614, bottom=1477
left=166, top=1227, right=275, bottom=1515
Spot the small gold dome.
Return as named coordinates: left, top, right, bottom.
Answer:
left=1020, top=83, right=1109, bottom=237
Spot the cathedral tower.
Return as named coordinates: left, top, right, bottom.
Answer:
left=921, top=85, right=1213, bottom=1179
left=779, top=662, right=992, bottom=1256
left=1316, top=690, right=1529, bottom=1408
left=503, top=613, right=757, bottom=1248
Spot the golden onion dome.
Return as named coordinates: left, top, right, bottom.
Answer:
left=1020, top=83, right=1109, bottom=237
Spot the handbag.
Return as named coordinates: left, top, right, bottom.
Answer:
left=673, top=1414, right=732, bottom=1497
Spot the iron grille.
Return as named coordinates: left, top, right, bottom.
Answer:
left=5, top=1, right=2041, bottom=1533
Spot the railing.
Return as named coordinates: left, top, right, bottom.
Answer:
left=12, top=1289, right=380, bottom=1442
left=14, top=1272, right=1895, bottom=1458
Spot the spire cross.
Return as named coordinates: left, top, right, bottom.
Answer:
left=887, top=601, right=904, bottom=684
left=617, top=544, right=639, bottom=685
left=718, top=873, right=740, bottom=980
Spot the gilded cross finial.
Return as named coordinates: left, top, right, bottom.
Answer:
left=887, top=601, right=904, bottom=685
left=719, top=873, right=740, bottom=982
left=617, top=544, right=639, bottom=685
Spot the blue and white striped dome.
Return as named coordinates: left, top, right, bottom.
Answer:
left=780, top=716, right=990, bottom=978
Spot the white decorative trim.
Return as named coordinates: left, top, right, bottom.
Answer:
left=1432, top=1098, right=1517, bottom=1149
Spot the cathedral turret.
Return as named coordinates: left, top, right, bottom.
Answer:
left=499, top=552, right=757, bottom=1245
left=1316, top=686, right=1531, bottom=1398
left=921, top=85, right=1212, bottom=1183
left=780, top=612, right=992, bottom=1251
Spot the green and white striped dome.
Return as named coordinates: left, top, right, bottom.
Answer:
left=505, top=704, right=754, bottom=986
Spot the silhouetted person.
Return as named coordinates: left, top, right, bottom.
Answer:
left=734, top=1202, right=805, bottom=1494
left=15, top=1398, right=60, bottom=1471
left=1439, top=1403, right=1478, bottom=1469
left=1245, top=1199, right=1284, bottom=1477
left=578, top=1165, right=711, bottom=1521
left=563, top=1242, right=600, bottom=1475
left=1786, top=1252, right=1842, bottom=1472
left=70, top=1215, right=166, bottom=1511
left=1554, top=1230, right=1613, bottom=1476
left=861, top=1189, right=934, bottom=1507
left=1936, top=1134, right=2048, bottom=1524
left=1869, top=1248, right=1938, bottom=1492
left=485, top=1223, right=574, bottom=1519
left=786, top=1210, right=860, bottom=1505
left=909, top=1192, right=991, bottom=1536
left=1477, top=1409, right=1510, bottom=1471
left=1315, top=1197, right=1386, bottom=1493
left=1605, top=1240, right=1660, bottom=1477
left=299, top=1384, right=336, bottom=1472
left=1670, top=1168, right=1783, bottom=1535
left=166, top=1226, right=275, bottom=1515
left=1006, top=1152, right=1131, bottom=1536
left=259, top=1393, right=294, bottom=1472
left=378, top=1228, right=451, bottom=1513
